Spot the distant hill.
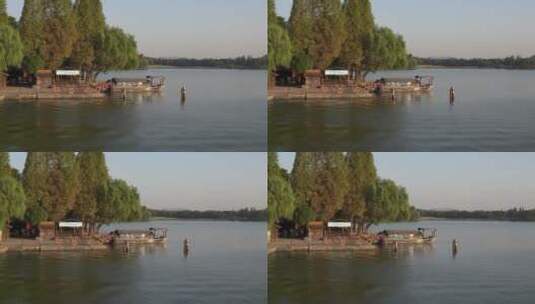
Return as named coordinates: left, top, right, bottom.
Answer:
left=149, top=208, right=267, bottom=222
left=416, top=55, right=535, bottom=69
left=418, top=208, right=535, bottom=222
left=147, top=55, right=267, bottom=70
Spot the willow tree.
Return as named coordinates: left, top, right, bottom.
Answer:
left=364, top=179, right=412, bottom=232
left=74, top=152, right=108, bottom=231
left=19, top=0, right=45, bottom=73
left=40, top=0, right=77, bottom=70
left=343, top=152, right=376, bottom=233
left=288, top=0, right=313, bottom=73
left=0, top=152, right=8, bottom=176
left=70, top=0, right=106, bottom=78
left=340, top=0, right=374, bottom=80
left=94, top=27, right=139, bottom=75
left=268, top=152, right=296, bottom=231
left=0, top=175, right=26, bottom=238
left=308, top=0, right=346, bottom=69
left=363, top=26, right=411, bottom=77
left=96, top=179, right=143, bottom=229
left=268, top=0, right=292, bottom=73
left=0, top=1, right=23, bottom=71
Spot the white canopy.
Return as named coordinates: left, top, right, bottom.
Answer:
left=59, top=222, right=83, bottom=228
left=56, top=70, right=81, bottom=76
left=327, top=222, right=351, bottom=228
left=325, top=70, right=349, bottom=76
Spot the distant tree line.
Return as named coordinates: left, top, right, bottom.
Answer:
left=147, top=56, right=267, bottom=70
left=419, top=208, right=535, bottom=222
left=416, top=56, right=535, bottom=70
left=269, top=152, right=418, bottom=237
left=149, top=208, right=267, bottom=222
left=0, top=0, right=144, bottom=80
left=268, top=0, right=416, bottom=81
left=0, top=152, right=150, bottom=235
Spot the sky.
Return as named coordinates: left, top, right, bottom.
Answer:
left=276, top=0, right=535, bottom=58
left=9, top=153, right=267, bottom=211
left=278, top=153, right=535, bottom=211
left=6, top=0, right=267, bottom=58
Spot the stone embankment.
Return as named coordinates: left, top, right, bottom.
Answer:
left=2, top=238, right=108, bottom=252
left=268, top=85, right=373, bottom=101
left=268, top=238, right=377, bottom=254
left=1, top=86, right=106, bottom=101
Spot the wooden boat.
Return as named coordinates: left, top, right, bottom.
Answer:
left=110, top=228, right=168, bottom=245
left=109, top=76, right=165, bottom=93
left=376, top=228, right=437, bottom=245
left=374, top=76, right=433, bottom=94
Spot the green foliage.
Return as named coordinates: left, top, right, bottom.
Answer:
left=73, top=152, right=108, bottom=224
left=363, top=26, right=411, bottom=76
left=0, top=152, right=9, bottom=176
left=290, top=50, right=313, bottom=73
left=97, top=179, right=144, bottom=224
left=288, top=0, right=312, bottom=54
left=20, top=0, right=45, bottom=73
left=307, top=0, right=346, bottom=69
left=270, top=152, right=418, bottom=235
left=268, top=0, right=293, bottom=73
left=94, top=26, right=140, bottom=73
left=268, top=152, right=296, bottom=229
left=70, top=0, right=106, bottom=75
left=343, top=152, right=376, bottom=229
left=22, top=153, right=79, bottom=223
left=0, top=175, right=27, bottom=225
left=40, top=0, right=78, bottom=70
left=0, top=0, right=7, bottom=25
left=0, top=22, right=24, bottom=71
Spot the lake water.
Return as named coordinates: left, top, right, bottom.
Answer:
left=0, top=220, right=267, bottom=304
left=269, top=69, right=535, bottom=151
left=0, top=68, right=267, bottom=151
left=269, top=220, right=535, bottom=304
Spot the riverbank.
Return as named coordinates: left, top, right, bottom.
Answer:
left=268, top=238, right=376, bottom=254
left=1, top=86, right=106, bottom=101
left=2, top=238, right=108, bottom=252
left=268, top=85, right=373, bottom=101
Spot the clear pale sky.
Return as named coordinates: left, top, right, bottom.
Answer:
left=278, top=153, right=535, bottom=211
left=7, top=0, right=267, bottom=58
left=9, top=153, right=267, bottom=211
left=276, top=0, right=535, bottom=58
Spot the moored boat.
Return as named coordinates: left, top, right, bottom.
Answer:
left=110, top=228, right=168, bottom=245
left=376, top=228, right=437, bottom=245
left=109, top=76, right=165, bottom=93
left=374, top=76, right=434, bottom=94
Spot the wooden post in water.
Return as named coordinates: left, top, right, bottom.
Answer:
left=449, top=87, right=456, bottom=103
left=183, top=238, right=190, bottom=257
left=180, top=86, right=187, bottom=103
left=452, top=239, right=459, bottom=256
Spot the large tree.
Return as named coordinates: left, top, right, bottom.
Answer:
left=343, top=152, right=376, bottom=233
left=40, top=0, right=77, bottom=70
left=268, top=152, right=296, bottom=230
left=307, top=0, right=346, bottom=70
left=22, top=152, right=79, bottom=224
left=0, top=152, right=9, bottom=176
left=19, top=0, right=46, bottom=73
left=362, top=26, right=411, bottom=78
left=309, top=152, right=349, bottom=222
left=73, top=152, right=108, bottom=231
left=288, top=0, right=313, bottom=73
left=96, top=178, right=143, bottom=229
left=290, top=152, right=316, bottom=226
left=70, top=0, right=106, bottom=77
left=339, top=0, right=374, bottom=80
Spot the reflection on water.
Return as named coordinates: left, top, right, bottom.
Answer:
left=269, top=221, right=535, bottom=304
left=0, top=221, right=267, bottom=304
left=269, top=69, right=535, bottom=151
left=0, top=68, right=267, bottom=151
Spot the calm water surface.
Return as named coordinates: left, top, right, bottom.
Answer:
left=269, top=69, right=535, bottom=151
left=0, top=220, right=266, bottom=304
left=269, top=220, right=535, bottom=304
left=0, top=69, right=266, bottom=151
